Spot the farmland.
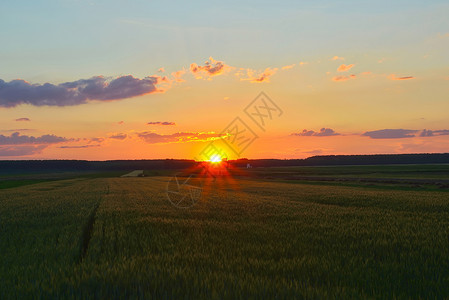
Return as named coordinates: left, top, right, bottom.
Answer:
left=1, top=165, right=449, bottom=298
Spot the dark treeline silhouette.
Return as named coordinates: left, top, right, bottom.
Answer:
left=1, top=154, right=449, bottom=173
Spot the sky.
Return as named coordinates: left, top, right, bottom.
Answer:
left=0, top=0, right=448, bottom=160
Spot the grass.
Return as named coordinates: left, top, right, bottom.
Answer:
left=1, top=167, right=449, bottom=298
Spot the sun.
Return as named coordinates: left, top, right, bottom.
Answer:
left=209, top=154, right=222, bottom=163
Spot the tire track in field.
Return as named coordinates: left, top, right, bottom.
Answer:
left=78, top=182, right=109, bottom=263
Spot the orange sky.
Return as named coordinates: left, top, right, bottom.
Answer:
left=1, top=2, right=449, bottom=160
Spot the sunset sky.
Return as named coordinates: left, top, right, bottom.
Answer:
left=1, top=0, right=448, bottom=160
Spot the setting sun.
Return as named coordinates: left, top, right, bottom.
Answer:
left=209, top=154, right=222, bottom=163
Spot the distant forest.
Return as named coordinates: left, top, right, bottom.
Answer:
left=1, top=153, right=449, bottom=173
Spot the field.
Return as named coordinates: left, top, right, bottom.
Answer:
left=1, top=165, right=449, bottom=298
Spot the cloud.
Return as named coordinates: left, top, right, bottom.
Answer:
left=0, top=145, right=47, bottom=157
left=85, top=137, right=105, bottom=143
left=331, top=56, right=345, bottom=60
left=281, top=64, right=295, bottom=70
left=0, top=132, right=69, bottom=145
left=420, top=129, right=449, bottom=137
left=158, top=67, right=165, bottom=73
left=0, top=129, right=33, bottom=132
left=240, top=67, right=278, bottom=83
left=147, top=121, right=176, bottom=126
left=109, top=133, right=128, bottom=140
left=332, top=75, right=356, bottom=82
left=118, top=121, right=124, bottom=125
left=15, top=117, right=30, bottom=122
left=388, top=74, right=415, bottom=80
left=0, top=75, right=163, bottom=108
left=171, top=69, right=186, bottom=82
left=337, top=64, right=355, bottom=72
left=59, top=144, right=101, bottom=149
left=362, top=129, right=418, bottom=139
left=137, top=131, right=227, bottom=144
left=190, top=57, right=232, bottom=79
left=292, top=128, right=340, bottom=137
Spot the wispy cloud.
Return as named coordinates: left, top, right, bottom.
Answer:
left=59, top=144, right=101, bottom=149
left=137, top=131, right=227, bottom=144
left=171, top=69, right=186, bottom=82
left=15, top=117, right=30, bottom=122
left=109, top=133, right=128, bottom=140
left=0, top=75, right=163, bottom=108
left=337, top=64, right=355, bottom=72
left=147, top=121, right=176, bottom=126
left=332, top=75, right=356, bottom=82
left=388, top=74, right=415, bottom=80
left=239, top=67, right=278, bottom=83
left=331, top=56, right=345, bottom=61
left=292, top=128, right=340, bottom=137
left=281, top=64, right=295, bottom=70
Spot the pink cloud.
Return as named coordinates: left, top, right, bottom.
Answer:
left=190, top=57, right=233, bottom=79
left=332, top=75, right=356, bottom=82
left=337, top=64, right=355, bottom=72
left=281, top=64, right=295, bottom=70
left=240, top=67, right=278, bottom=83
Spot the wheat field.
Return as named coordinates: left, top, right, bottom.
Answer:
left=1, top=175, right=449, bottom=298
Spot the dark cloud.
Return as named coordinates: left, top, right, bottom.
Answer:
left=0, top=145, right=46, bottom=157
left=147, top=121, right=176, bottom=126
left=137, top=131, right=226, bottom=144
left=362, top=129, right=418, bottom=139
left=420, top=129, right=434, bottom=137
left=0, top=132, right=69, bottom=145
left=420, top=129, right=449, bottom=137
left=15, top=117, right=30, bottom=121
left=293, top=128, right=340, bottom=137
left=109, top=133, right=128, bottom=140
left=0, top=75, right=161, bottom=108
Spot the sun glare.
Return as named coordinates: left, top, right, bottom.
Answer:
left=209, top=154, right=222, bottom=163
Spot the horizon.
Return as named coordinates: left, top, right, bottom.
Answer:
left=1, top=1, right=448, bottom=160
